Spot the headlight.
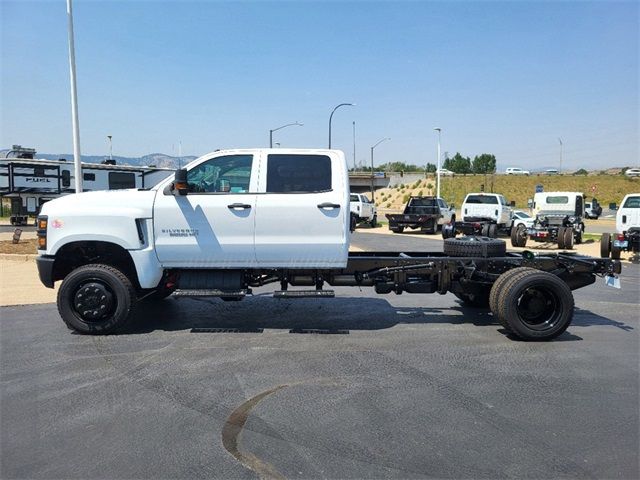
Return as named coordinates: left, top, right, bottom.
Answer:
left=568, top=216, right=576, bottom=223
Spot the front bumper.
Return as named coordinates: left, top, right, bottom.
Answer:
left=36, top=255, right=55, bottom=288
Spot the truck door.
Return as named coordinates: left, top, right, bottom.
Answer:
left=153, top=154, right=258, bottom=267
left=254, top=152, right=349, bottom=268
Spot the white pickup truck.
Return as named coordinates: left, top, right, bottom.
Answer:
left=35, top=148, right=621, bottom=341
left=350, top=193, right=377, bottom=228
left=443, top=193, right=513, bottom=238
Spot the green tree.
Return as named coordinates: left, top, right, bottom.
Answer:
left=425, top=162, right=437, bottom=173
left=449, top=152, right=472, bottom=174
left=573, top=168, right=588, bottom=175
left=472, top=154, right=497, bottom=174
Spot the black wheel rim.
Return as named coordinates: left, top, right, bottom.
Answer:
left=72, top=280, right=115, bottom=322
left=515, top=284, right=561, bottom=331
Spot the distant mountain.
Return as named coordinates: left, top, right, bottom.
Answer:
left=0, top=149, right=196, bottom=170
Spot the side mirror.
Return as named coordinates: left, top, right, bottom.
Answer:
left=173, top=168, right=188, bottom=196
left=510, top=200, right=516, bottom=207
left=450, top=204, right=455, bottom=209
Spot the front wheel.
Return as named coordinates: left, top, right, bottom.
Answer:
left=370, top=215, right=377, bottom=228
left=57, top=264, right=137, bottom=334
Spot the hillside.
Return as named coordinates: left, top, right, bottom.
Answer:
left=373, top=174, right=639, bottom=210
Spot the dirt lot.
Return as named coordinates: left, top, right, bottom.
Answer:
left=0, top=238, right=38, bottom=255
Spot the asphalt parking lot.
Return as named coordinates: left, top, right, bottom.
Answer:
left=1, top=232, right=638, bottom=479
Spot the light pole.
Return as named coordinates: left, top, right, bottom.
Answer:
left=328, top=103, right=354, bottom=148
left=107, top=135, right=113, bottom=161
left=370, top=137, right=390, bottom=202
left=66, top=0, right=82, bottom=193
left=434, top=128, right=442, bottom=198
left=352, top=121, right=356, bottom=171
left=558, top=137, right=563, bottom=173
left=269, top=121, right=303, bottom=148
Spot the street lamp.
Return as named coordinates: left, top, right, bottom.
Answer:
left=434, top=128, right=442, bottom=199
left=558, top=137, right=563, bottom=173
left=269, top=121, right=303, bottom=148
left=107, top=135, right=113, bottom=161
left=370, top=137, right=390, bottom=202
left=328, top=103, right=355, bottom=148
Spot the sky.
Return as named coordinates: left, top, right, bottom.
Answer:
left=1, top=0, right=638, bottom=170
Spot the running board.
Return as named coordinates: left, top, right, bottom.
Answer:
left=274, top=290, right=335, bottom=298
left=173, top=289, right=250, bottom=298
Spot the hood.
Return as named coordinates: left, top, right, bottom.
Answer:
left=40, top=189, right=157, bottom=219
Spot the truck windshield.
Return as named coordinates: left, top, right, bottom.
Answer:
left=545, top=196, right=569, bottom=204
left=622, top=196, right=640, bottom=208
left=465, top=195, right=498, bottom=204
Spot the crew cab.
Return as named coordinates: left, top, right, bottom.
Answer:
left=443, top=193, right=513, bottom=238
left=350, top=193, right=377, bottom=228
left=386, top=196, right=454, bottom=234
left=36, top=149, right=621, bottom=341
left=601, top=193, right=640, bottom=259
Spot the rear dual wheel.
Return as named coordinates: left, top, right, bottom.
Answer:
left=510, top=224, right=527, bottom=247
left=490, top=268, right=574, bottom=341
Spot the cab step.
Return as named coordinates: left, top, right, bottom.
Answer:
left=173, top=289, right=250, bottom=298
left=274, top=290, right=335, bottom=298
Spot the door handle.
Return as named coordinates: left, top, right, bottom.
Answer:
left=227, top=203, right=252, bottom=210
left=317, top=202, right=341, bottom=209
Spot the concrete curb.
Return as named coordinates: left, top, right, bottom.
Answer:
left=0, top=253, right=38, bottom=261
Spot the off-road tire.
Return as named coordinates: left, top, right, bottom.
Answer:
left=489, top=267, right=535, bottom=320
left=57, top=264, right=137, bottom=334
left=390, top=226, right=404, bottom=233
left=443, top=236, right=506, bottom=257
left=563, top=227, right=574, bottom=250
left=557, top=227, right=566, bottom=249
left=600, top=233, right=611, bottom=258
left=370, top=215, right=377, bottom=228
left=494, top=268, right=574, bottom=341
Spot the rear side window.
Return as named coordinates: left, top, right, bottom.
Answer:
left=465, top=195, right=498, bottom=204
left=350, top=194, right=359, bottom=202
left=267, top=154, right=331, bottom=193
left=622, top=196, right=640, bottom=208
left=546, top=196, right=569, bottom=204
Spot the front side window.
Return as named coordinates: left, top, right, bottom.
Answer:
left=350, top=194, right=359, bottom=202
left=267, top=154, right=331, bottom=193
left=187, top=155, right=253, bottom=193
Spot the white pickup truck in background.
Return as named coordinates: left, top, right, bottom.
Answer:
left=350, top=193, right=377, bottom=228
left=34, top=148, right=621, bottom=341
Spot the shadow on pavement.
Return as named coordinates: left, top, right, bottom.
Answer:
left=116, top=296, right=632, bottom=339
